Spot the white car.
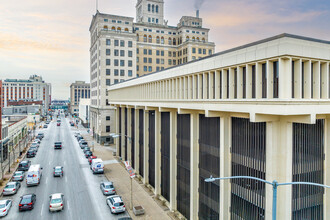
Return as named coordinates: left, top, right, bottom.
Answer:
left=106, top=195, right=125, bottom=214
left=0, top=200, right=12, bottom=217
left=49, top=193, right=64, bottom=212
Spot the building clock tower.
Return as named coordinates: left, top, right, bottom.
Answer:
left=136, top=0, right=165, bottom=25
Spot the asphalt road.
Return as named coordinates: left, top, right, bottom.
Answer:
left=1, top=115, right=130, bottom=220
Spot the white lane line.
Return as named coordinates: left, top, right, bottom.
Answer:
left=48, top=161, right=51, bottom=165
left=67, top=200, right=70, bottom=210
left=65, top=176, right=67, bottom=183
left=45, top=177, right=48, bottom=184
left=41, top=204, right=44, bottom=216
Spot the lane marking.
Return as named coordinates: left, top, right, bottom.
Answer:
left=45, top=177, right=48, bottom=184
left=41, top=204, right=44, bottom=216
left=65, top=176, right=67, bottom=183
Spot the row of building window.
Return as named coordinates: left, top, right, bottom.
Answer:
left=106, top=69, right=133, bottom=77
left=106, top=39, right=133, bottom=47
left=137, top=34, right=206, bottom=45
left=103, top=19, right=130, bottom=25
left=106, top=59, right=133, bottom=67
left=147, top=4, right=159, bottom=13
left=106, top=49, right=133, bottom=57
left=103, top=26, right=131, bottom=33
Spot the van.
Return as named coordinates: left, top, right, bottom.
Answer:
left=91, top=159, right=104, bottom=174
left=26, top=164, right=42, bottom=186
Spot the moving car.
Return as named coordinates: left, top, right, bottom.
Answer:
left=0, top=200, right=12, bottom=217
left=3, top=182, right=21, bottom=195
left=88, top=156, right=97, bottom=165
left=19, top=194, right=36, bottom=211
left=53, top=166, right=63, bottom=177
left=85, top=151, right=93, bottom=158
left=18, top=161, right=31, bottom=171
left=91, top=159, right=104, bottom=174
left=100, top=182, right=116, bottom=195
left=26, top=164, right=42, bottom=186
left=49, top=193, right=64, bottom=212
left=27, top=149, right=36, bottom=158
left=106, top=195, right=126, bottom=214
left=12, top=171, right=25, bottom=181
left=54, top=142, right=62, bottom=149
left=57, top=122, right=61, bottom=126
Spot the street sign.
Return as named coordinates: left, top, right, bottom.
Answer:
left=124, top=161, right=135, bottom=178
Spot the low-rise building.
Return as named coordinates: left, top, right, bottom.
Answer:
left=70, top=81, right=90, bottom=114
left=78, top=99, right=90, bottom=127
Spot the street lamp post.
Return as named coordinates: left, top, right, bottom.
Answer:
left=205, top=176, right=330, bottom=220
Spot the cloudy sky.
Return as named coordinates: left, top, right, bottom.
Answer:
left=1, top=0, right=330, bottom=99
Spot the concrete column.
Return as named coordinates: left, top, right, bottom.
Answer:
left=169, top=111, right=177, bottom=211
left=303, top=60, right=312, bottom=99
left=202, top=73, right=207, bottom=99
left=198, top=74, right=203, bottom=99
left=279, top=58, right=292, bottom=99
left=143, top=110, right=149, bottom=184
left=121, top=107, right=125, bottom=160
left=246, top=64, right=252, bottom=99
left=209, top=72, right=214, bottom=99
left=190, top=113, right=199, bottom=220
left=155, top=110, right=161, bottom=195
left=220, top=115, right=231, bottom=220
left=321, top=62, right=329, bottom=99
left=312, top=61, right=321, bottom=99
left=116, top=107, right=120, bottom=155
left=325, top=117, right=330, bottom=219
left=134, top=109, right=139, bottom=171
left=223, top=70, right=228, bottom=99
left=127, top=107, right=132, bottom=163
left=265, top=119, right=292, bottom=220
left=294, top=59, right=302, bottom=99
left=237, top=66, right=243, bottom=99
left=229, top=68, right=235, bottom=99
left=256, top=62, right=263, bottom=99
left=188, top=76, right=192, bottom=99
left=215, top=70, right=220, bottom=99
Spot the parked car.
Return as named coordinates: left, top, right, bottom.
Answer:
left=19, top=194, right=36, bottom=211
left=100, top=182, right=116, bottom=196
left=74, top=132, right=80, bottom=137
left=18, top=161, right=31, bottom=171
left=53, top=166, right=63, bottom=177
left=80, top=142, right=88, bottom=149
left=106, top=195, right=126, bottom=214
left=12, top=171, right=25, bottom=181
left=27, top=149, right=36, bottom=158
left=37, top=132, right=44, bottom=139
left=91, top=159, right=104, bottom=174
left=76, top=136, right=83, bottom=141
left=3, top=182, right=21, bottom=196
left=46, top=121, right=50, bottom=125
left=0, top=200, right=12, bottom=217
left=54, top=142, right=62, bottom=149
left=83, top=147, right=91, bottom=154
left=88, top=156, right=97, bottom=165
left=85, top=151, right=93, bottom=158
left=49, top=193, right=64, bottom=212
left=43, top=125, right=48, bottom=128
left=34, top=139, right=41, bottom=144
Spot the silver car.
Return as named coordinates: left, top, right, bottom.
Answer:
left=100, top=182, right=116, bottom=195
left=49, top=193, right=64, bottom=212
left=2, top=182, right=20, bottom=196
left=106, top=195, right=126, bottom=214
left=12, top=171, right=25, bottom=181
left=0, top=200, right=12, bottom=217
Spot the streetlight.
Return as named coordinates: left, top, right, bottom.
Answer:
left=205, top=176, right=330, bottom=220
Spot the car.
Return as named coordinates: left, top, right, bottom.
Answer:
left=88, top=156, right=97, bottom=165
left=57, top=122, right=61, bottom=126
left=37, top=133, right=44, bottom=139
left=85, top=151, right=93, bottom=158
left=74, top=132, right=80, bottom=137
left=27, top=149, right=36, bottom=158
left=3, top=182, right=21, bottom=196
left=77, top=136, right=83, bottom=141
left=100, top=182, right=116, bottom=196
left=53, top=166, right=63, bottom=177
left=80, top=142, right=88, bottom=149
left=54, top=142, right=62, bottom=149
left=12, top=171, right=25, bottom=181
left=34, top=139, right=41, bottom=144
left=0, top=200, right=12, bottom=217
left=118, top=218, right=132, bottom=220
left=46, top=121, right=50, bottom=125
left=83, top=147, right=91, bottom=154
left=30, top=145, right=38, bottom=152
left=18, top=161, right=31, bottom=171
left=43, top=125, right=48, bottom=128
left=106, top=195, right=126, bottom=214
left=49, top=193, right=64, bottom=212
left=19, top=194, right=36, bottom=211
left=31, top=142, right=39, bottom=148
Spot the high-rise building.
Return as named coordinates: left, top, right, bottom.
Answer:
left=89, top=0, right=215, bottom=144
left=1, top=75, right=52, bottom=112
left=69, top=81, right=91, bottom=114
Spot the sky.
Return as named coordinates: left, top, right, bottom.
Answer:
left=1, top=0, right=330, bottom=99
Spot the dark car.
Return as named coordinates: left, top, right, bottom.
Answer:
left=43, top=125, right=48, bottom=128
left=37, top=133, right=44, bottom=139
left=19, top=194, right=36, bottom=211
left=80, top=142, right=88, bottom=149
left=76, top=136, right=83, bottom=141
left=54, top=142, right=62, bottom=149
left=57, top=122, right=61, bottom=126
left=26, top=149, right=36, bottom=158
left=83, top=147, right=91, bottom=154
left=18, top=161, right=31, bottom=171
left=85, top=151, right=93, bottom=158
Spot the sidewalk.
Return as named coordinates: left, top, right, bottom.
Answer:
left=76, top=124, right=172, bottom=220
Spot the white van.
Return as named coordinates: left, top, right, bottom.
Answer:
left=91, top=159, right=104, bottom=174
left=26, top=164, right=42, bottom=186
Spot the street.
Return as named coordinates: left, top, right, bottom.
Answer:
left=1, top=115, right=130, bottom=220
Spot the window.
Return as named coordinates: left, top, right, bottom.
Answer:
left=120, top=40, right=125, bottom=47
left=148, top=35, right=152, bottom=43
left=106, top=39, right=111, bottom=45
left=120, top=60, right=125, bottom=66
left=156, top=50, right=160, bottom=56
left=114, top=59, right=119, bottom=66
left=137, top=48, right=139, bottom=54
left=144, top=35, right=147, bottom=42
left=209, top=50, right=212, bottom=55
left=125, top=21, right=129, bottom=25
left=114, top=50, right=119, bottom=56
left=168, top=51, right=172, bottom=57
left=114, top=69, right=119, bottom=76
left=144, top=57, right=147, bottom=63
left=148, top=58, right=152, bottom=63
left=173, top=52, right=176, bottom=57
left=144, top=66, right=147, bottom=71
left=104, top=19, right=108, bottom=22
left=106, top=79, right=110, bottom=86
left=152, top=5, right=155, bottom=12
left=144, top=49, right=147, bottom=55
left=114, top=79, right=119, bottom=84
left=117, top=21, right=122, bottom=24
left=148, top=66, right=152, bottom=72
left=156, top=59, right=160, bottom=64
left=106, top=49, right=110, bottom=55
left=128, top=51, right=133, bottom=57
left=168, top=59, right=172, bottom=65
left=114, top=40, right=119, bottom=46
left=106, top=116, right=111, bottom=121
left=156, top=19, right=159, bottom=23
left=120, top=50, right=125, bottom=57
left=148, top=4, right=151, bottom=11
left=152, top=18, right=155, bottom=23
left=156, top=67, right=160, bottom=71
left=156, top=36, right=160, bottom=44
left=161, top=37, right=164, bottom=44
left=106, top=69, right=110, bottom=75
left=148, top=49, right=152, bottom=55
left=173, top=60, right=176, bottom=65
left=192, top=56, right=196, bottom=60
left=161, top=51, right=164, bottom=56
left=106, top=59, right=111, bottom=66
left=106, top=126, right=110, bottom=132
left=128, top=70, right=133, bottom=76
left=137, top=65, right=139, bottom=71
left=136, top=34, right=139, bottom=42
left=120, top=70, right=125, bottom=76
left=198, top=48, right=202, bottom=54
left=128, top=60, right=133, bottom=67
left=168, top=37, right=172, bottom=45
left=156, top=5, right=159, bottom=13
left=124, top=28, right=129, bottom=32
left=161, top=59, right=164, bottom=64
left=128, top=41, right=133, bottom=47
left=203, top=49, right=206, bottom=55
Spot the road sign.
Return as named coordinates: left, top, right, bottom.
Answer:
left=124, top=161, right=135, bottom=178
